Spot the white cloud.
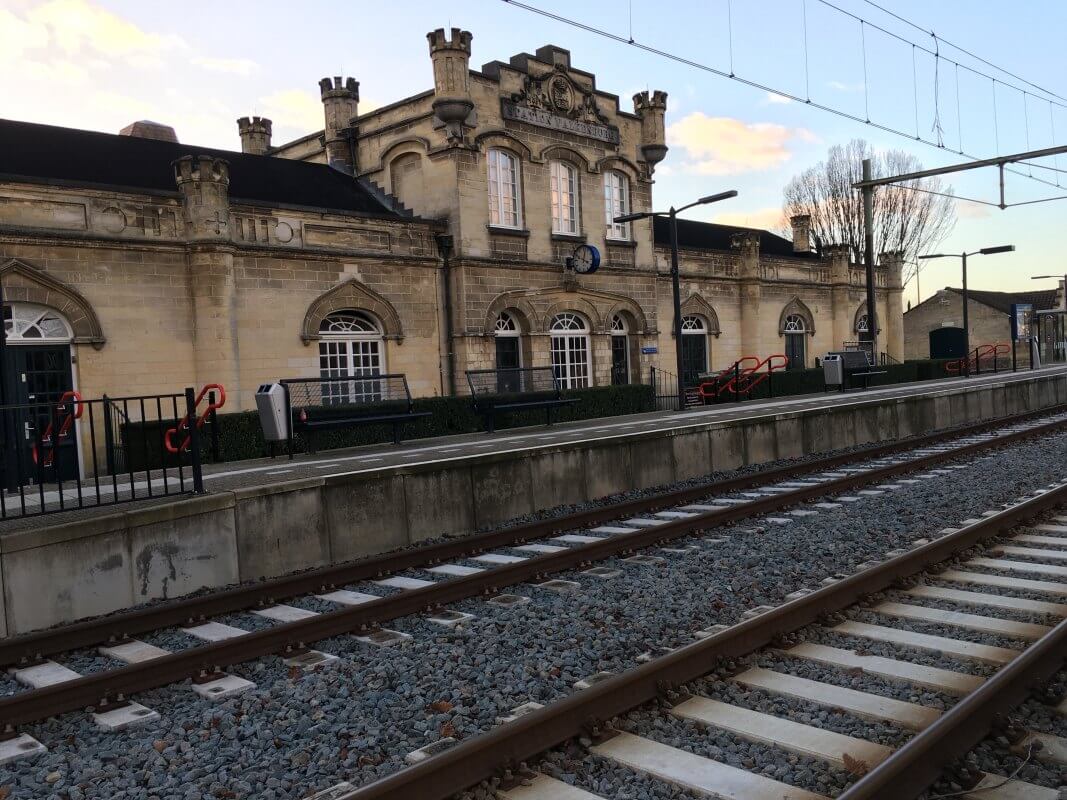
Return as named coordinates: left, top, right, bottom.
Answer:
left=667, top=112, right=815, bottom=175
left=763, top=91, right=793, bottom=105
left=712, top=207, right=787, bottom=231
left=193, top=56, right=260, bottom=77
left=259, top=89, right=326, bottom=134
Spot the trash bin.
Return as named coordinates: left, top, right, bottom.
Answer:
left=255, top=383, right=288, bottom=442
left=822, top=354, right=843, bottom=387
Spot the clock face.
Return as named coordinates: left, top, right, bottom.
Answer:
left=572, top=244, right=601, bottom=275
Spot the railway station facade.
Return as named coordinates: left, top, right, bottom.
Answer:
left=0, top=27, right=903, bottom=415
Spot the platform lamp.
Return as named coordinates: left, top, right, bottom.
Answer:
left=615, top=190, right=738, bottom=410
left=918, top=246, right=1015, bottom=372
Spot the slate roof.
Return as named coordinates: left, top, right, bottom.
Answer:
left=653, top=216, right=814, bottom=259
left=0, top=118, right=402, bottom=217
left=944, top=287, right=1059, bottom=314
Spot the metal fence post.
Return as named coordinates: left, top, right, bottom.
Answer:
left=208, top=390, right=220, bottom=463
left=185, top=387, right=205, bottom=494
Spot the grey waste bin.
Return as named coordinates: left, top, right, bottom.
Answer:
left=255, top=383, right=288, bottom=442
left=822, top=354, right=843, bottom=386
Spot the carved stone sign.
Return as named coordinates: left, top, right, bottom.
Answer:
left=502, top=66, right=620, bottom=145
left=501, top=100, right=620, bottom=144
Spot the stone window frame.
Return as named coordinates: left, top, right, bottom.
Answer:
left=0, top=259, right=105, bottom=349
left=302, top=279, right=404, bottom=345
left=487, top=148, right=523, bottom=230
left=777, top=297, right=816, bottom=337
left=549, top=159, right=581, bottom=236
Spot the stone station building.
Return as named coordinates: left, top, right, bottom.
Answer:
left=0, top=27, right=904, bottom=476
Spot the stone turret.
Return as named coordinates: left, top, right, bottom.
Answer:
left=237, top=116, right=272, bottom=155
left=319, top=77, right=359, bottom=173
left=427, top=27, right=474, bottom=144
left=633, top=90, right=668, bottom=173
left=825, top=243, right=850, bottom=284
left=790, top=214, right=812, bottom=254
left=173, top=155, right=230, bottom=242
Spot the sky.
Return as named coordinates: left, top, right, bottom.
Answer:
left=2, top=0, right=1065, bottom=306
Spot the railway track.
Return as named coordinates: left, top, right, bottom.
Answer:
left=340, top=484, right=1067, bottom=800
left=2, top=407, right=1067, bottom=789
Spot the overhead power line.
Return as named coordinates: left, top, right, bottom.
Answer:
left=498, top=0, right=1065, bottom=193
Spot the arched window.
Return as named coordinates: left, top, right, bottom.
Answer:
left=604, top=171, right=630, bottom=240
left=4, top=303, right=72, bottom=342
left=550, top=313, right=591, bottom=389
left=487, top=149, right=522, bottom=228
left=680, top=315, right=709, bottom=385
left=783, top=313, right=806, bottom=369
left=318, top=310, right=384, bottom=403
left=610, top=314, right=630, bottom=385
left=390, top=152, right=424, bottom=209
left=856, top=313, right=869, bottom=333
left=549, top=160, right=580, bottom=234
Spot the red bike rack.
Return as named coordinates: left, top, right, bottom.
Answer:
left=164, top=384, right=226, bottom=454
left=31, top=390, right=84, bottom=468
left=945, top=343, right=1010, bottom=375
left=698, top=357, right=760, bottom=400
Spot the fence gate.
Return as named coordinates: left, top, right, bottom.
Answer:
left=2, top=344, right=77, bottom=485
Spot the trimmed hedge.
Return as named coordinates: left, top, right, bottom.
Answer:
left=121, top=383, right=655, bottom=469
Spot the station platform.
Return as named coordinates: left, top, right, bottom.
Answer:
left=3, top=365, right=1065, bottom=636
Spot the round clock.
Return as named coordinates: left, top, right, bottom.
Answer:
left=571, top=244, right=601, bottom=275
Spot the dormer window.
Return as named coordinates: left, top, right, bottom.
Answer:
left=487, top=149, right=522, bottom=228
left=550, top=160, right=580, bottom=235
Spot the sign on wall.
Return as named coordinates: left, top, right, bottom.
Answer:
left=1011, top=303, right=1034, bottom=341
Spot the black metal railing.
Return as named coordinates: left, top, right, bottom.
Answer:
left=0, top=388, right=207, bottom=521
left=649, top=366, right=682, bottom=411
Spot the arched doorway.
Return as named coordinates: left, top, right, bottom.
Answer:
left=549, top=312, right=591, bottom=388
left=783, top=314, right=807, bottom=369
left=680, top=315, right=709, bottom=385
left=493, top=311, right=524, bottom=392
left=3, top=303, right=78, bottom=483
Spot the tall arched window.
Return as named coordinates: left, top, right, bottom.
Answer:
left=783, top=313, right=806, bottom=369
left=487, top=149, right=522, bottom=228
left=680, top=315, right=709, bottom=386
left=604, top=171, right=630, bottom=240
left=610, top=314, right=630, bottom=385
left=318, top=310, right=384, bottom=402
left=550, top=160, right=580, bottom=234
left=550, top=313, right=591, bottom=389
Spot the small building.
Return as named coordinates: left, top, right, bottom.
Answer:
left=904, top=286, right=1062, bottom=362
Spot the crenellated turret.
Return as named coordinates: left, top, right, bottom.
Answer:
left=634, top=90, right=668, bottom=173
left=236, top=116, right=272, bottom=155
left=319, top=76, right=359, bottom=173
left=173, top=155, right=230, bottom=242
left=427, top=27, right=474, bottom=144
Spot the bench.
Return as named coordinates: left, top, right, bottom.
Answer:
left=466, top=367, right=580, bottom=433
left=848, top=370, right=888, bottom=391
left=281, top=374, right=430, bottom=454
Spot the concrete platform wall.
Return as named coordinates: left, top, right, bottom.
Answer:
left=3, top=373, right=1064, bottom=635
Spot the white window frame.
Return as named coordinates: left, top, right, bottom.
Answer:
left=494, top=311, right=522, bottom=369
left=487, top=148, right=522, bottom=229
left=610, top=314, right=630, bottom=385
left=856, top=313, right=869, bottom=333
left=604, top=171, right=631, bottom=240
left=550, top=160, right=580, bottom=234
left=318, top=310, right=385, bottom=404
left=3, top=303, right=73, bottom=343
left=681, top=315, right=709, bottom=374
left=783, top=313, right=807, bottom=333
left=550, top=312, right=591, bottom=389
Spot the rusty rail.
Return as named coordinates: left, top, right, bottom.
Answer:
left=340, top=483, right=1067, bottom=800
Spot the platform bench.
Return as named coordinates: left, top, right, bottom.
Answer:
left=281, top=374, right=430, bottom=454
left=466, top=367, right=579, bottom=433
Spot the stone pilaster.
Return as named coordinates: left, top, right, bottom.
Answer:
left=733, top=231, right=761, bottom=355
left=826, top=244, right=852, bottom=350
left=881, top=250, right=905, bottom=362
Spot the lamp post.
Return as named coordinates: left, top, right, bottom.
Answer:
left=615, top=189, right=738, bottom=410
left=918, top=245, right=1015, bottom=372
left=1032, top=273, right=1067, bottom=364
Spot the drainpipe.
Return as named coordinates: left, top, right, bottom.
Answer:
left=435, top=233, right=457, bottom=396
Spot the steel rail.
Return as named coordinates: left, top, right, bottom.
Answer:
left=3, top=405, right=1064, bottom=668
left=2, top=414, right=1065, bottom=731
left=339, top=482, right=1067, bottom=800
left=839, top=616, right=1067, bottom=800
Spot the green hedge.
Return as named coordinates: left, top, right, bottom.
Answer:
left=120, top=383, right=655, bottom=469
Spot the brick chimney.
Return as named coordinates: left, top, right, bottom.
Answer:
left=790, top=214, right=812, bottom=254
left=237, top=116, right=272, bottom=155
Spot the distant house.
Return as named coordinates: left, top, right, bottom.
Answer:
left=904, top=286, right=1061, bottom=361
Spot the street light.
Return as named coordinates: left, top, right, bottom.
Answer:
left=616, top=189, right=739, bottom=410
left=918, top=245, right=1015, bottom=372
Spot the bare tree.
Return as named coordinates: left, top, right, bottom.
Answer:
left=782, top=139, right=956, bottom=284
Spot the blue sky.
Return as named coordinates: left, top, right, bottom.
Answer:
left=2, top=0, right=1065, bottom=304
